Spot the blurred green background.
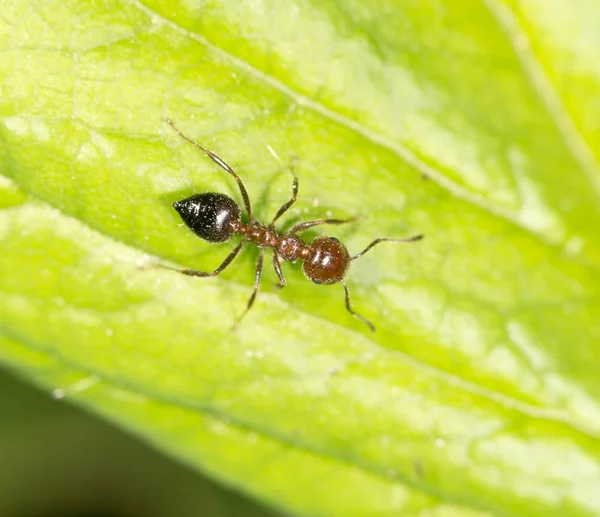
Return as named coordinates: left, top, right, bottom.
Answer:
left=0, top=368, right=278, bottom=517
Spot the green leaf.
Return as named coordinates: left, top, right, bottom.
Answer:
left=1, top=1, right=599, bottom=516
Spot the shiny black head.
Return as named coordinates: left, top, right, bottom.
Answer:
left=173, top=192, right=241, bottom=243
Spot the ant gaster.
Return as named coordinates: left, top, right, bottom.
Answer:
left=164, top=119, right=423, bottom=331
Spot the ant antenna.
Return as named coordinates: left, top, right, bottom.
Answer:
left=341, top=279, right=375, bottom=332
left=342, top=234, right=423, bottom=331
left=352, top=235, right=423, bottom=261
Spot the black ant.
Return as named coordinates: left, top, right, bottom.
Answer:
left=163, top=119, right=423, bottom=331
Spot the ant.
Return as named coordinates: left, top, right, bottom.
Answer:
left=163, top=119, right=423, bottom=331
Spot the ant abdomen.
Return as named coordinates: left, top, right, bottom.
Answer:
left=173, top=192, right=240, bottom=243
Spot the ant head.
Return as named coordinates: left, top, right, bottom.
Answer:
left=303, top=236, right=351, bottom=285
left=173, top=192, right=241, bottom=243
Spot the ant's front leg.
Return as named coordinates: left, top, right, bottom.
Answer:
left=270, top=157, right=298, bottom=227
left=272, top=251, right=287, bottom=288
left=288, top=217, right=358, bottom=234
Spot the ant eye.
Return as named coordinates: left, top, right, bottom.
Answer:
left=330, top=237, right=339, bottom=243
left=312, top=278, right=323, bottom=284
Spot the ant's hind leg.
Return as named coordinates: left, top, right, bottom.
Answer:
left=341, top=279, right=375, bottom=332
left=166, top=119, right=254, bottom=221
left=232, top=248, right=265, bottom=329
left=288, top=217, right=358, bottom=234
left=156, top=241, right=245, bottom=277
left=272, top=251, right=287, bottom=288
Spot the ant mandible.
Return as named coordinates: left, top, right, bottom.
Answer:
left=164, top=119, right=423, bottom=331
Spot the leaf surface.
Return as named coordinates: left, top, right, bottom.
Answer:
left=1, top=1, right=600, bottom=516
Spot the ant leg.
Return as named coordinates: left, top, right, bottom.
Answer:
left=166, top=119, right=253, bottom=221
left=158, top=241, right=245, bottom=277
left=351, top=235, right=423, bottom=260
left=341, top=279, right=375, bottom=332
left=272, top=251, right=287, bottom=288
left=288, top=217, right=358, bottom=234
left=233, top=247, right=265, bottom=329
left=271, top=157, right=298, bottom=226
